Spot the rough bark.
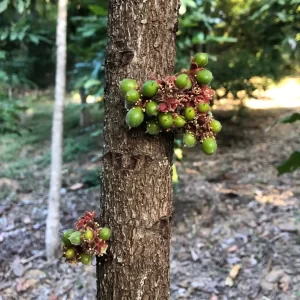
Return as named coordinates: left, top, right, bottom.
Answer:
left=97, top=0, right=180, bottom=299
left=45, top=0, right=68, bottom=260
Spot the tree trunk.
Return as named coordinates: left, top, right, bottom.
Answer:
left=45, top=0, right=68, bottom=260
left=97, top=1, right=179, bottom=299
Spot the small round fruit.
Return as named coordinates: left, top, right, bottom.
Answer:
left=210, top=120, right=222, bottom=133
left=69, top=231, right=82, bottom=245
left=194, top=53, right=208, bottom=67
left=126, top=107, right=144, bottom=128
left=175, top=74, right=189, bottom=89
left=174, top=115, right=186, bottom=128
left=145, top=101, right=159, bottom=116
left=80, top=253, right=92, bottom=265
left=184, top=107, right=196, bottom=121
left=99, top=227, right=112, bottom=241
left=62, top=229, right=74, bottom=246
left=146, top=121, right=160, bottom=135
left=198, top=103, right=210, bottom=113
left=120, top=79, right=138, bottom=95
left=185, top=79, right=192, bottom=89
left=125, top=90, right=140, bottom=104
left=65, top=248, right=75, bottom=260
left=84, top=229, right=94, bottom=241
left=195, top=70, right=213, bottom=85
left=141, top=80, right=159, bottom=98
left=183, top=132, right=197, bottom=148
left=158, top=113, right=173, bottom=129
left=202, top=138, right=217, bottom=155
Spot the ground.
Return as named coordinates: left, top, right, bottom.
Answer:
left=0, top=97, right=299, bottom=300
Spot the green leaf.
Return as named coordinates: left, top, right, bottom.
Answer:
left=68, top=231, right=82, bottom=245
left=84, top=79, right=101, bottom=89
left=29, top=34, right=39, bottom=44
left=16, top=0, right=25, bottom=14
left=0, top=50, right=6, bottom=59
left=277, top=151, right=300, bottom=175
left=279, top=113, right=300, bottom=124
left=88, top=4, right=107, bottom=16
left=0, top=0, right=9, bottom=13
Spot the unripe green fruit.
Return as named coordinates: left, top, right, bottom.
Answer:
left=141, top=80, right=159, bottom=98
left=158, top=113, right=173, bottom=129
left=183, top=132, right=197, bottom=148
left=202, top=137, right=217, bottom=155
left=84, top=229, right=94, bottom=241
left=145, top=101, right=158, bottom=116
left=174, top=115, right=186, bottom=128
left=65, top=248, right=75, bottom=259
left=146, top=121, right=160, bottom=135
left=195, top=70, right=213, bottom=85
left=120, top=79, right=138, bottom=95
left=125, top=90, right=140, bottom=104
left=69, top=231, right=82, bottom=246
left=210, top=120, right=222, bottom=133
left=185, top=79, right=192, bottom=89
left=175, top=74, right=189, bottom=89
left=62, top=229, right=74, bottom=246
left=99, top=227, right=112, bottom=241
left=194, top=53, right=208, bottom=67
left=126, top=107, right=144, bottom=128
left=80, top=253, right=92, bottom=265
left=198, top=103, right=210, bottom=113
left=184, top=107, right=196, bottom=121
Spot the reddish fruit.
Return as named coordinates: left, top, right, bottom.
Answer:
left=175, top=74, right=189, bottom=89
left=202, top=138, right=217, bottom=155
left=84, top=229, right=94, bottom=241
left=210, top=120, right=222, bottom=133
left=195, top=70, right=213, bottom=85
left=141, top=80, right=159, bottom=98
left=126, top=107, right=144, bottom=128
left=198, top=103, right=210, bottom=113
left=145, top=101, right=158, bottom=116
left=80, top=253, right=92, bottom=265
left=65, top=248, right=75, bottom=259
left=183, top=132, right=197, bottom=147
left=146, top=121, right=160, bottom=135
left=158, top=113, right=173, bottom=129
left=194, top=53, right=208, bottom=67
left=125, top=90, right=140, bottom=104
left=62, top=229, right=74, bottom=246
left=120, top=79, right=138, bottom=95
left=174, top=115, right=186, bottom=128
left=184, top=107, right=196, bottom=121
left=99, top=227, right=112, bottom=241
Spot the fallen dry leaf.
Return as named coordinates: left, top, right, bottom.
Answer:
left=69, top=183, right=84, bottom=191
left=16, top=278, right=37, bottom=292
left=229, top=264, right=241, bottom=279
left=225, top=276, right=234, bottom=287
left=185, top=168, right=199, bottom=174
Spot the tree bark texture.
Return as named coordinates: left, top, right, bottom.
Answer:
left=97, top=1, right=180, bottom=299
left=45, top=0, right=68, bottom=260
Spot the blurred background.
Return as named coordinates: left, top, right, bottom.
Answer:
left=0, top=0, right=299, bottom=299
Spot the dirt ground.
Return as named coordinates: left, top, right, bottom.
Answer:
left=0, top=106, right=300, bottom=300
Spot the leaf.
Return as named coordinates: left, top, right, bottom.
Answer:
left=84, top=79, right=101, bottom=89
left=229, top=264, right=241, bottom=279
left=29, top=34, right=39, bottom=44
left=277, top=151, right=300, bottom=175
left=69, top=231, right=82, bottom=245
left=0, top=0, right=9, bottom=13
left=279, top=113, right=300, bottom=124
left=88, top=4, right=107, bottom=16
left=16, top=0, right=25, bottom=14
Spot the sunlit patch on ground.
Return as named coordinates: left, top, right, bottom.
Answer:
left=255, top=190, right=295, bottom=206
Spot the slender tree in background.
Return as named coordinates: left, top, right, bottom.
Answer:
left=97, top=0, right=179, bottom=298
left=45, top=0, right=68, bottom=260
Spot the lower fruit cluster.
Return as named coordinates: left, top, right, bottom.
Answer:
left=120, top=52, right=222, bottom=155
left=61, top=211, right=111, bottom=265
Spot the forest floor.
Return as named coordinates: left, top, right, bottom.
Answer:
left=0, top=97, right=300, bottom=300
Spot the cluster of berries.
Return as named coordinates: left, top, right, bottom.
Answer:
left=120, top=53, right=222, bottom=154
left=62, top=211, right=111, bottom=265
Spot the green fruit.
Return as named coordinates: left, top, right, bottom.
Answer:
left=81, top=253, right=92, bottom=265
left=184, top=107, right=196, bottom=121
left=99, top=227, right=112, bottom=241
left=158, top=113, right=173, bottom=129
left=120, top=79, right=138, bottom=95
left=65, top=248, right=75, bottom=260
left=202, top=138, right=217, bottom=155
left=62, top=229, right=74, bottom=246
left=195, top=70, right=213, bottom=85
left=125, top=90, right=140, bottom=104
left=145, top=101, right=159, bottom=116
left=198, top=103, right=210, bottom=113
left=141, top=80, right=159, bottom=98
left=183, top=132, right=197, bottom=148
left=194, top=53, right=208, bottom=67
left=126, top=107, right=144, bottom=128
left=84, top=229, right=94, bottom=241
left=174, top=115, right=186, bottom=128
left=210, top=120, right=222, bottom=133
left=146, top=121, right=160, bottom=135
left=175, top=74, right=189, bottom=89
left=69, top=231, right=82, bottom=246
left=185, top=79, right=192, bottom=89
